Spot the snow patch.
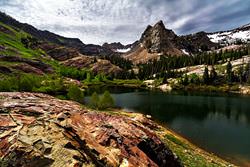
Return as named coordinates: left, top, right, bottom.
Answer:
left=116, top=48, right=131, bottom=53
left=208, top=30, right=250, bottom=44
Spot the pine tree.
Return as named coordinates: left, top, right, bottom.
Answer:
left=210, top=66, right=217, bottom=84
left=238, top=65, right=244, bottom=84
left=226, top=61, right=233, bottom=83
left=203, top=66, right=209, bottom=84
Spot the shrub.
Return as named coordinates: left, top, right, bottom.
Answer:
left=18, top=75, right=34, bottom=92
left=99, top=91, right=114, bottom=110
left=67, top=85, right=84, bottom=103
left=0, top=77, right=18, bottom=91
left=89, top=92, right=100, bottom=109
left=18, top=74, right=44, bottom=92
left=89, top=91, right=115, bottom=110
left=59, top=66, right=87, bottom=80
left=0, top=74, right=43, bottom=92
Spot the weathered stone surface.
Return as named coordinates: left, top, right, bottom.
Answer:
left=12, top=63, right=45, bottom=75
left=0, top=55, right=54, bottom=74
left=0, top=92, right=182, bottom=167
left=63, top=57, right=123, bottom=75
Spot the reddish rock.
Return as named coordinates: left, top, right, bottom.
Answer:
left=12, top=63, right=45, bottom=75
left=0, top=92, right=182, bottom=167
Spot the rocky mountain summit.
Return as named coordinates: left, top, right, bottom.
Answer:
left=0, top=92, right=182, bottom=167
left=140, top=21, right=179, bottom=54
left=124, top=21, right=218, bottom=63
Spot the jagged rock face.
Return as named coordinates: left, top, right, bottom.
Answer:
left=102, top=42, right=136, bottom=51
left=103, top=42, right=127, bottom=50
left=140, top=21, right=178, bottom=54
left=123, top=21, right=183, bottom=63
left=124, top=21, right=219, bottom=64
left=180, top=32, right=218, bottom=52
left=0, top=92, right=182, bottom=167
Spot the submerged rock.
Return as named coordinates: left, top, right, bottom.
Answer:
left=0, top=92, right=182, bottom=167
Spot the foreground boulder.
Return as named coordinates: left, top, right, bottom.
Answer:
left=0, top=92, right=182, bottom=167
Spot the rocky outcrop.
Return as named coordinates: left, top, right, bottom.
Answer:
left=140, top=21, right=181, bottom=54
left=102, top=42, right=138, bottom=52
left=12, top=63, right=44, bottom=75
left=0, top=92, right=182, bottom=167
left=0, top=55, right=54, bottom=74
left=62, top=57, right=123, bottom=75
left=124, top=21, right=183, bottom=63
left=180, top=32, right=218, bottom=52
left=37, top=43, right=80, bottom=61
left=90, top=59, right=123, bottom=75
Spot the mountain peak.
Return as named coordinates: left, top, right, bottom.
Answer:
left=154, top=20, right=166, bottom=29
left=139, top=20, right=178, bottom=53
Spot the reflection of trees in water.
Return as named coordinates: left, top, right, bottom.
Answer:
left=128, top=93, right=250, bottom=125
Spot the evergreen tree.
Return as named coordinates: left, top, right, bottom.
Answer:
left=238, top=65, right=244, bottom=84
left=210, top=66, right=217, bottom=84
left=226, top=61, right=233, bottom=83
left=203, top=66, right=209, bottom=84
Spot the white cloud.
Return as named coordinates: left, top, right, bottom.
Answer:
left=0, top=0, right=249, bottom=44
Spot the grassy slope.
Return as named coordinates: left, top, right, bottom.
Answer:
left=0, top=22, right=45, bottom=58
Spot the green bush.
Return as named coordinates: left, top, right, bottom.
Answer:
left=0, top=74, right=42, bottom=92
left=18, top=75, right=34, bottom=92
left=90, top=92, right=100, bottom=109
left=67, top=85, right=84, bottom=103
left=89, top=91, right=114, bottom=110
left=59, top=66, right=87, bottom=80
left=99, top=91, right=114, bottom=110
left=0, top=77, right=18, bottom=91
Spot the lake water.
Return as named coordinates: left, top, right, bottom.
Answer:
left=86, top=88, right=250, bottom=166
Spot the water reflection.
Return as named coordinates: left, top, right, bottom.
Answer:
left=86, top=89, right=250, bottom=164
left=111, top=91, right=250, bottom=125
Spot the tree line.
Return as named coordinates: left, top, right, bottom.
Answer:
left=137, top=46, right=250, bottom=80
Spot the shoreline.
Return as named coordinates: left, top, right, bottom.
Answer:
left=108, top=109, right=236, bottom=167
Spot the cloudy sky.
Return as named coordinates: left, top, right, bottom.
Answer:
left=0, top=0, right=250, bottom=44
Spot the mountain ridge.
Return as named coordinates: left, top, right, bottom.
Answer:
left=123, top=20, right=219, bottom=63
left=0, top=11, right=113, bottom=56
